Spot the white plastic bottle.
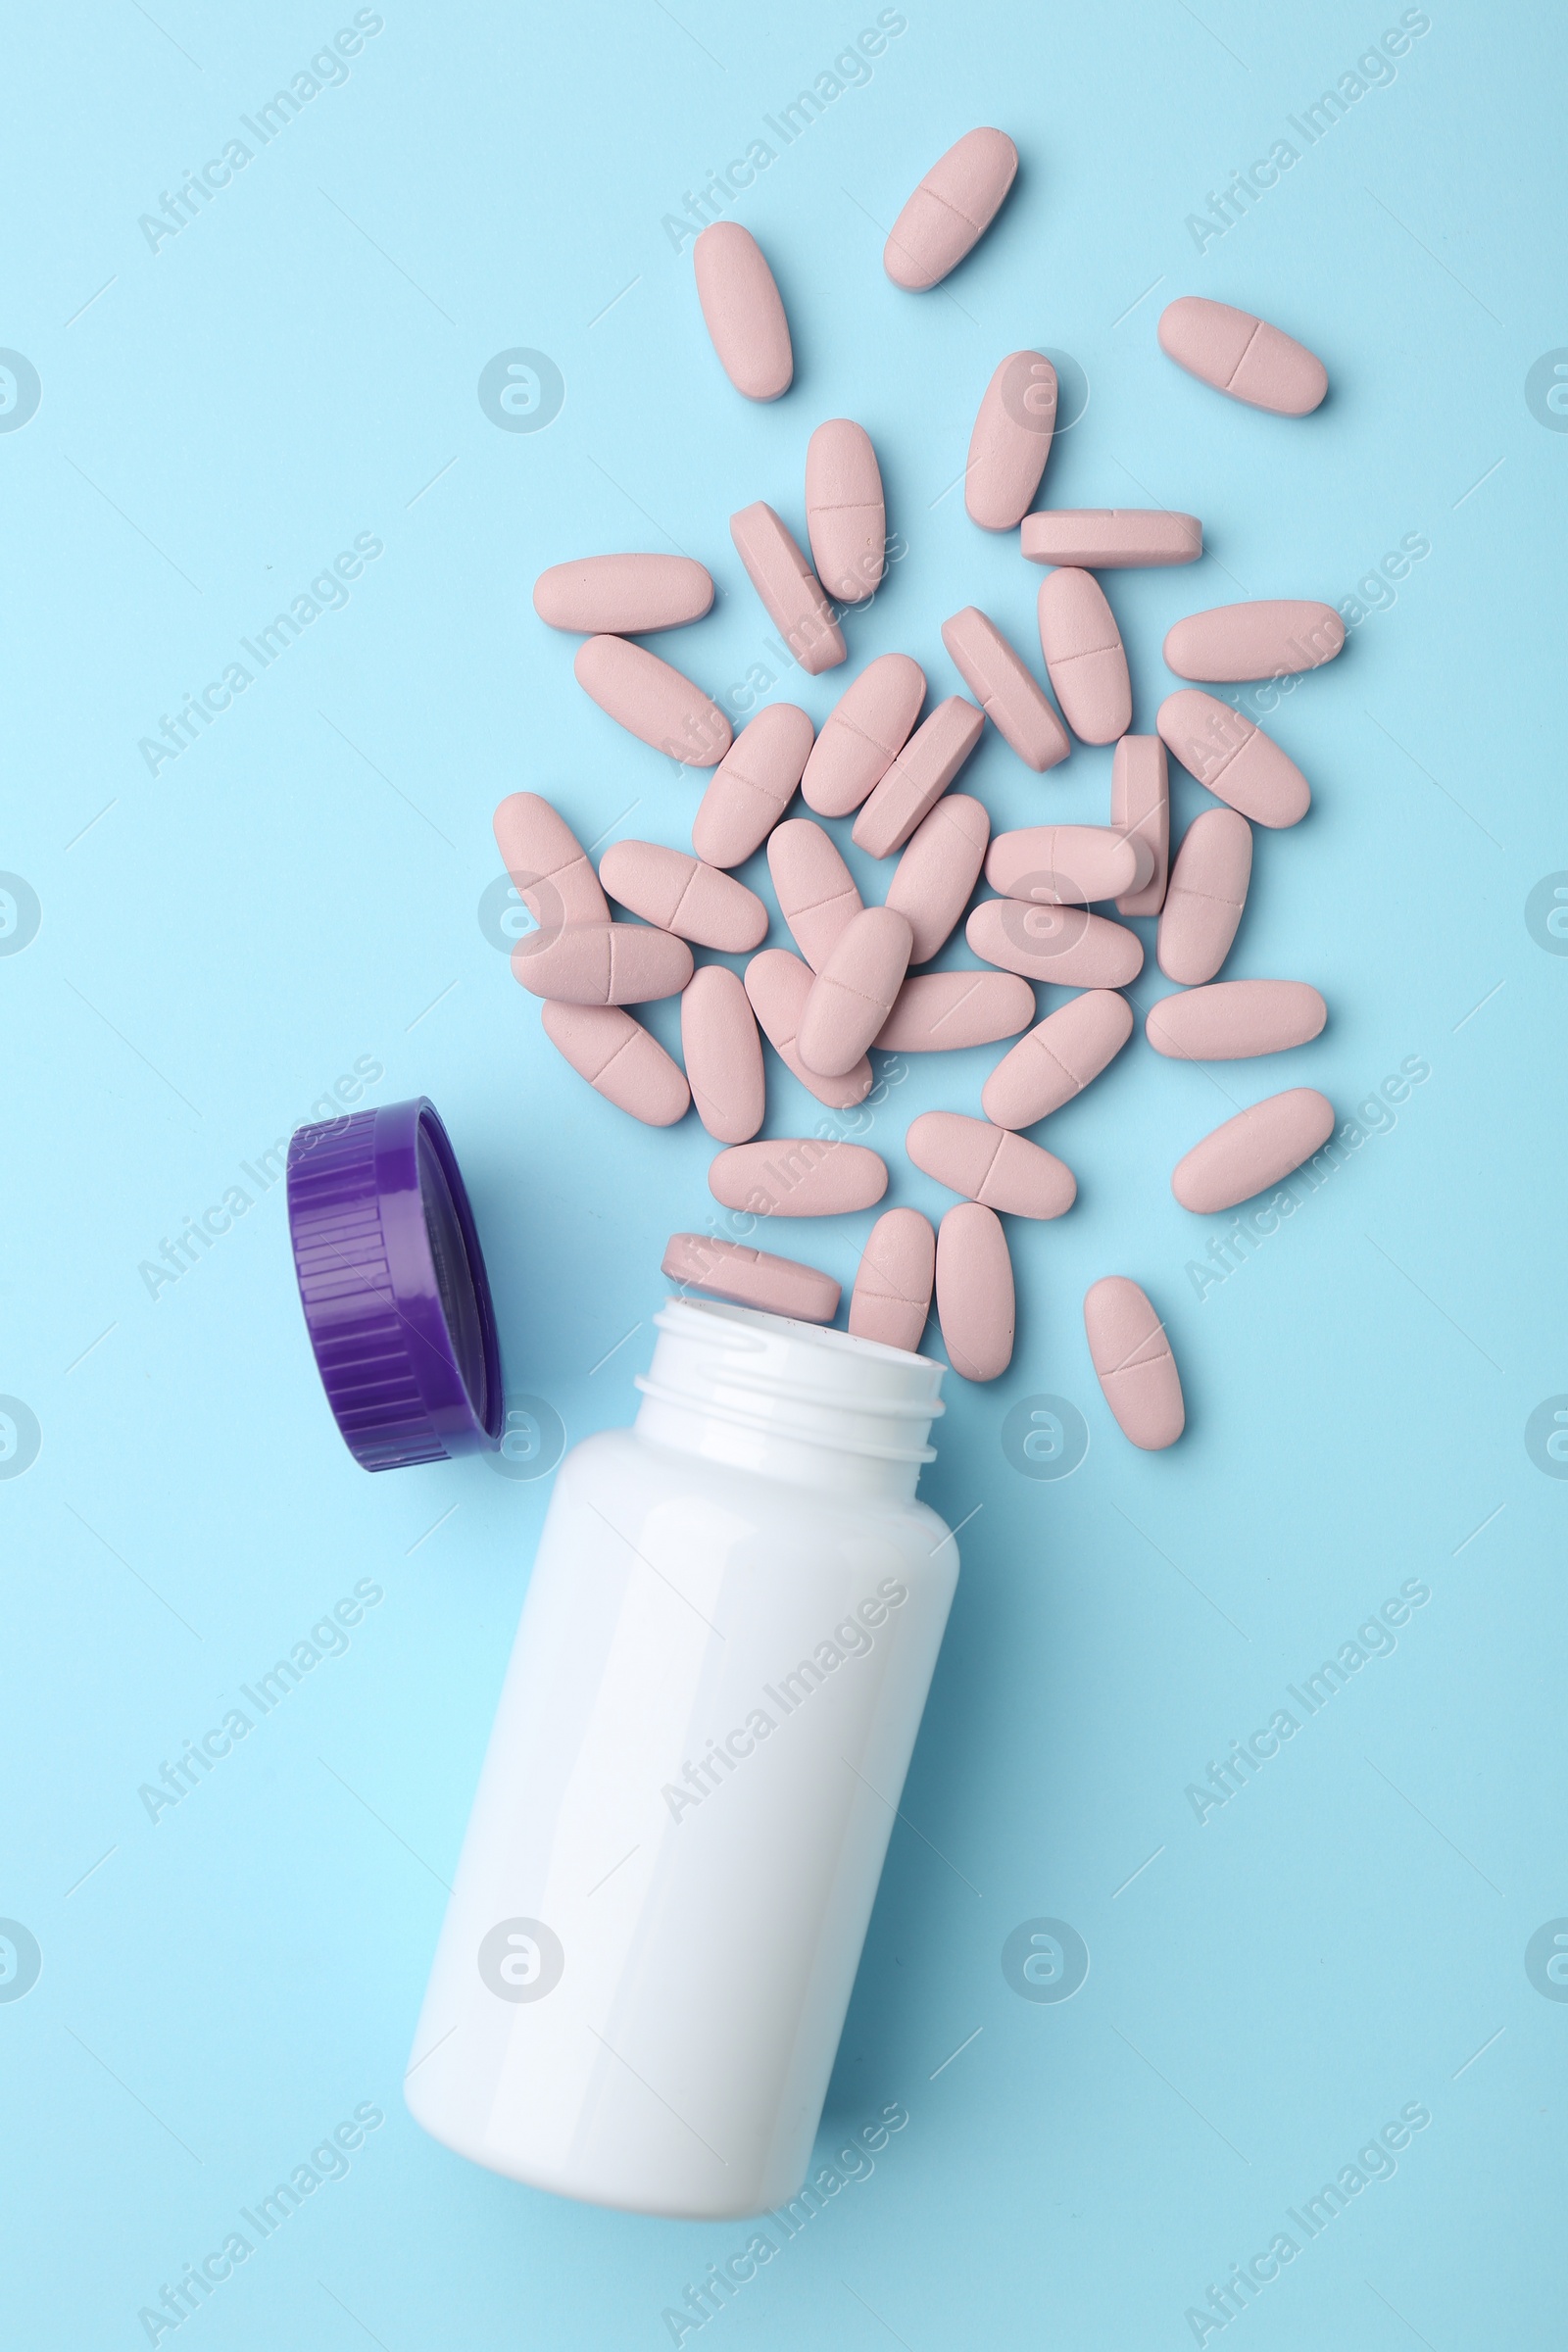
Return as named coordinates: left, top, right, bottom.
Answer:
left=406, top=1297, right=957, bottom=2218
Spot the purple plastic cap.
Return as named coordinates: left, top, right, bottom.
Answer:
left=286, top=1098, right=504, bottom=1471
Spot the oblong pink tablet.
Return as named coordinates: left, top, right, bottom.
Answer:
left=965, top=352, right=1057, bottom=530
left=767, top=818, right=862, bottom=971
left=693, top=703, right=814, bottom=867
left=849, top=1208, right=936, bottom=1352
left=884, top=128, right=1018, bottom=291
left=540, top=1002, right=690, bottom=1127
left=599, top=840, right=767, bottom=952
left=662, top=1232, right=838, bottom=1322
left=885, top=794, right=990, bottom=963
left=1083, top=1278, right=1185, bottom=1450
left=513, top=919, right=693, bottom=1005
left=1158, top=809, right=1252, bottom=985
left=941, top=608, right=1068, bottom=772
left=1021, top=511, right=1201, bottom=568
left=681, top=964, right=765, bottom=1142
left=802, top=655, right=926, bottom=816
left=1157, top=296, right=1328, bottom=416
left=532, top=554, right=714, bottom=635
left=1036, top=569, right=1132, bottom=744
left=981, top=990, right=1134, bottom=1128
left=1157, top=689, right=1309, bottom=829
left=1172, top=1089, right=1337, bottom=1213
left=967, top=899, right=1144, bottom=988
left=1112, top=736, right=1169, bottom=917
left=934, top=1203, right=1013, bottom=1382
left=709, top=1137, right=888, bottom=1218
left=494, top=792, right=609, bottom=935
left=574, top=635, right=732, bottom=766
left=693, top=222, right=793, bottom=402
left=798, top=906, right=913, bottom=1077
left=730, top=503, right=846, bottom=676
left=874, top=970, right=1035, bottom=1053
left=1146, top=979, right=1326, bottom=1061
left=744, top=949, right=874, bottom=1109
left=986, top=824, right=1145, bottom=906
left=852, top=697, right=985, bottom=858
left=1165, top=601, right=1345, bottom=683
left=805, top=420, right=886, bottom=604
left=907, top=1111, right=1075, bottom=1220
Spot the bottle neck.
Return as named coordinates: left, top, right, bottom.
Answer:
left=633, top=1298, right=946, bottom=1504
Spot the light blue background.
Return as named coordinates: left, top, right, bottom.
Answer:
left=3, top=2, right=1563, bottom=2344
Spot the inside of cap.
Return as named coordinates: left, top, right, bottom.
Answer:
left=416, top=1121, right=489, bottom=1426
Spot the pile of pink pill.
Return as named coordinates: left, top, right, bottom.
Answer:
left=503, top=127, right=1343, bottom=1453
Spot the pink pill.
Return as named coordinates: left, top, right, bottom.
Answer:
left=1164, top=600, right=1345, bottom=684
left=662, top=1232, right=839, bottom=1322
left=493, top=792, right=609, bottom=935
left=532, top=554, right=714, bottom=635
left=1172, top=1089, right=1337, bottom=1213
left=574, top=635, right=732, bottom=767
left=981, top=990, right=1134, bottom=1129
left=907, top=1111, right=1075, bottom=1219
left=693, top=222, right=793, bottom=402
left=940, top=607, right=1068, bottom=772
left=1157, top=296, right=1328, bottom=416
left=540, top=1002, right=690, bottom=1128
left=693, top=703, right=814, bottom=868
left=1036, top=569, right=1132, bottom=744
left=730, top=503, right=846, bottom=676
left=681, top=965, right=765, bottom=1143
left=1111, top=736, right=1170, bottom=918
left=967, top=899, right=1144, bottom=989
left=802, top=654, right=926, bottom=817
left=709, top=1136, right=888, bottom=1219
left=884, top=128, right=1019, bottom=291
left=965, top=351, right=1057, bottom=530
left=1021, top=511, right=1202, bottom=568
left=985, top=824, right=1146, bottom=906
left=744, top=950, right=873, bottom=1109
left=874, top=970, right=1035, bottom=1054
left=1083, top=1278, right=1185, bottom=1450
left=885, top=794, right=991, bottom=963
left=599, top=840, right=767, bottom=953
left=1157, top=689, right=1309, bottom=829
left=934, top=1203, right=1014, bottom=1382
left=513, top=919, right=693, bottom=1006
left=799, top=906, right=914, bottom=1077
left=767, top=818, right=862, bottom=971
left=849, top=1208, right=936, bottom=1352
left=852, top=696, right=986, bottom=858
left=1158, top=809, right=1252, bottom=985
left=1146, top=979, right=1326, bottom=1062
left=805, top=419, right=886, bottom=604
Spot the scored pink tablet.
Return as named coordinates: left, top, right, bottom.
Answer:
left=1157, top=296, right=1328, bottom=416
left=541, top=1003, right=691, bottom=1128
left=744, top=949, right=874, bottom=1109
left=906, top=1111, right=1076, bottom=1219
left=693, top=222, right=793, bottom=401
left=874, top=971, right=1035, bottom=1054
left=513, top=919, right=693, bottom=1006
left=981, top=991, right=1134, bottom=1129
left=941, top=607, right=1069, bottom=771
left=662, top=1232, right=839, bottom=1322
left=494, top=792, right=609, bottom=935
left=1157, top=689, right=1310, bottom=829
left=599, top=841, right=768, bottom=952
left=1158, top=809, right=1253, bottom=985
left=1083, top=1278, right=1185, bottom=1449
left=883, top=128, right=1019, bottom=291
left=692, top=703, right=814, bottom=868
left=767, top=818, right=863, bottom=971
left=805, top=419, right=887, bottom=603
left=798, top=906, right=914, bottom=1078
left=849, top=1208, right=937, bottom=1353
left=801, top=654, right=926, bottom=817
left=985, top=824, right=1147, bottom=906
left=1036, top=569, right=1132, bottom=743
